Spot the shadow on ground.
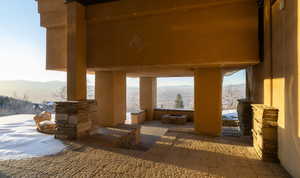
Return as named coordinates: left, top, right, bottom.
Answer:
left=0, top=121, right=291, bottom=177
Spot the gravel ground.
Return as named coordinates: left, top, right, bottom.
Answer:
left=0, top=130, right=291, bottom=178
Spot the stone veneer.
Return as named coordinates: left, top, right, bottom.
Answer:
left=252, top=104, right=279, bottom=162
left=55, top=100, right=97, bottom=140
left=130, top=110, right=146, bottom=124
left=237, top=99, right=253, bottom=136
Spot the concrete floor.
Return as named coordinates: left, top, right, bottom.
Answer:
left=0, top=121, right=291, bottom=178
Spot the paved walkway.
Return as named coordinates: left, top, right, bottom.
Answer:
left=0, top=124, right=291, bottom=178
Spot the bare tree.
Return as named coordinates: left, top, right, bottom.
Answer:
left=12, top=91, right=18, bottom=99
left=53, top=86, right=67, bottom=100
left=23, top=93, right=29, bottom=101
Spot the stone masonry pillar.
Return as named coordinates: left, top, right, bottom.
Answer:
left=66, top=2, right=87, bottom=101
left=95, top=71, right=126, bottom=126
left=140, top=77, right=157, bottom=121
left=194, top=69, right=222, bottom=136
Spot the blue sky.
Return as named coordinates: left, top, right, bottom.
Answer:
left=0, top=1, right=245, bottom=86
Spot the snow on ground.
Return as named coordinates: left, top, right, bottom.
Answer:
left=125, top=112, right=132, bottom=124
left=222, top=110, right=238, bottom=120
left=0, top=114, right=66, bottom=160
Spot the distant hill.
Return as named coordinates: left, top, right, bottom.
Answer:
left=0, top=80, right=66, bottom=103
left=127, top=84, right=246, bottom=112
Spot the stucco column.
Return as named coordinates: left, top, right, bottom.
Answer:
left=66, top=2, right=87, bottom=101
left=95, top=71, right=126, bottom=126
left=194, top=69, right=222, bottom=136
left=140, top=77, right=157, bottom=120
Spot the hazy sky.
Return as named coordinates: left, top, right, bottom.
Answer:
left=0, top=0, right=66, bottom=82
left=127, top=70, right=245, bottom=87
left=0, top=1, right=245, bottom=86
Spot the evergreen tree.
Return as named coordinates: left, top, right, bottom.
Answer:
left=174, top=94, right=184, bottom=108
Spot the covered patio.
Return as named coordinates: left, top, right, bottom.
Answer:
left=19, top=0, right=300, bottom=177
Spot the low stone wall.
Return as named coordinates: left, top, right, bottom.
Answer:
left=161, top=114, right=188, bottom=125
left=154, top=108, right=194, bottom=121
left=252, top=104, right=279, bottom=162
left=237, top=99, right=253, bottom=135
left=55, top=100, right=97, bottom=140
left=95, top=124, right=141, bottom=148
left=131, top=110, right=146, bottom=124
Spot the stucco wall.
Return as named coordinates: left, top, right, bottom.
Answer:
left=95, top=71, right=127, bottom=126
left=38, top=0, right=259, bottom=71
left=37, top=0, right=67, bottom=71
left=249, top=0, right=300, bottom=177
left=86, top=0, right=259, bottom=70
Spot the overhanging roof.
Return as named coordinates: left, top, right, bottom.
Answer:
left=65, top=0, right=119, bottom=6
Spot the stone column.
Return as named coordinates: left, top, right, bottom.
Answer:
left=66, top=2, right=87, bottom=101
left=95, top=71, right=126, bottom=126
left=140, top=77, right=157, bottom=121
left=194, top=69, right=222, bottom=136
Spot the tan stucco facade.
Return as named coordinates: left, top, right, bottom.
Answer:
left=248, top=0, right=300, bottom=177
left=95, top=71, right=126, bottom=126
left=36, top=0, right=300, bottom=177
left=194, top=69, right=222, bottom=136
left=38, top=0, right=259, bottom=73
left=66, top=2, right=87, bottom=101
left=139, top=77, right=157, bottom=121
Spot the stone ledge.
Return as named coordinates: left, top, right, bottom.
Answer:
left=161, top=114, right=188, bottom=125
left=91, top=124, right=141, bottom=148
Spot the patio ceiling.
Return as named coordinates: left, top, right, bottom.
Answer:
left=65, top=0, right=120, bottom=6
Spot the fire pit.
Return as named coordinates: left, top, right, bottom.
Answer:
left=161, top=114, right=188, bottom=125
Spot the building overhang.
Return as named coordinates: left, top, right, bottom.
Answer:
left=65, top=0, right=119, bottom=6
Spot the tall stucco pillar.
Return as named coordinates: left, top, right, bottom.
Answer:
left=66, top=2, right=87, bottom=101
left=194, top=69, right=222, bottom=136
left=95, top=71, right=126, bottom=126
left=140, top=77, right=157, bottom=120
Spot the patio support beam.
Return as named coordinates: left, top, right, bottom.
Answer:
left=194, top=69, right=222, bottom=136
left=95, top=71, right=127, bottom=126
left=140, top=77, right=157, bottom=121
left=66, top=1, right=87, bottom=101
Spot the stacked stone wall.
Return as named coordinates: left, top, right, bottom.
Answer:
left=55, top=100, right=97, bottom=140
left=252, top=104, right=278, bottom=162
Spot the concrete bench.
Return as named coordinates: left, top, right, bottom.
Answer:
left=91, top=124, right=141, bottom=148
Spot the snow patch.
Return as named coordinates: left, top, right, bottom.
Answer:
left=0, top=114, right=66, bottom=160
left=222, top=110, right=238, bottom=121
left=125, top=112, right=132, bottom=124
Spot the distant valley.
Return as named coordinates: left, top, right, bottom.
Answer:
left=0, top=80, right=245, bottom=111
left=0, top=80, right=66, bottom=103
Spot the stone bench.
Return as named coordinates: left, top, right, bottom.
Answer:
left=161, top=114, right=187, bottom=125
left=91, top=124, right=141, bottom=148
